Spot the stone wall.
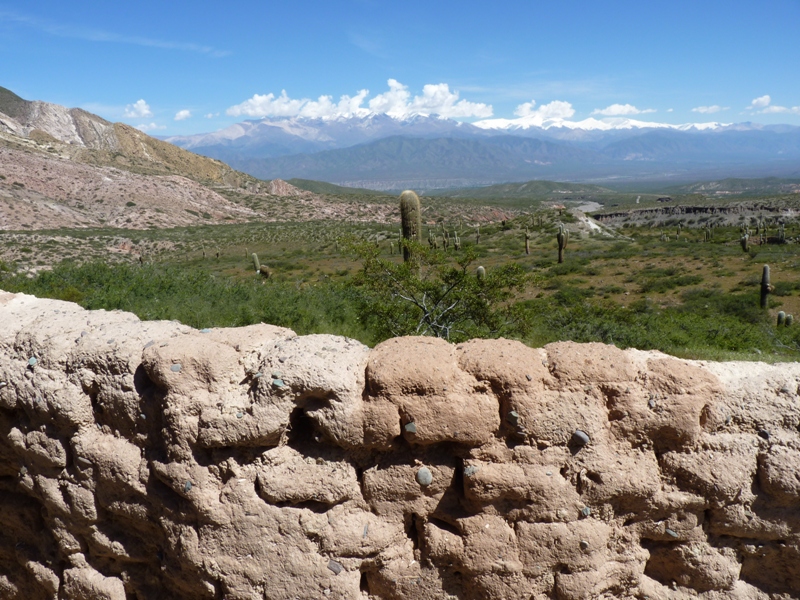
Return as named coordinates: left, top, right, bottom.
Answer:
left=1, top=290, right=799, bottom=599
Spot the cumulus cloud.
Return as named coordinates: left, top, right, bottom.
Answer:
left=591, top=103, right=656, bottom=116
left=226, top=79, right=492, bottom=120
left=748, top=95, right=771, bottom=109
left=135, top=122, right=166, bottom=132
left=123, top=99, right=152, bottom=118
left=761, top=105, right=800, bottom=114
left=746, top=94, right=800, bottom=115
left=174, top=109, right=192, bottom=121
left=692, top=105, right=729, bottom=114
left=514, top=99, right=575, bottom=120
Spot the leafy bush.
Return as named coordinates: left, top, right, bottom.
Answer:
left=348, top=239, right=532, bottom=342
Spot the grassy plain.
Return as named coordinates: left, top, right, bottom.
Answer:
left=2, top=194, right=800, bottom=361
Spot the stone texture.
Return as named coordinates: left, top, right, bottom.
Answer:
left=2, top=289, right=800, bottom=599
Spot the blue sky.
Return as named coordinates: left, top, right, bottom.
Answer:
left=2, top=0, right=799, bottom=134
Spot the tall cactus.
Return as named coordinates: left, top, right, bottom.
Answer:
left=557, top=223, right=569, bottom=264
left=525, top=228, right=530, bottom=255
left=476, top=266, right=486, bottom=281
left=399, top=190, right=422, bottom=263
left=740, top=234, right=749, bottom=253
left=761, top=265, right=773, bottom=309
left=251, top=253, right=270, bottom=278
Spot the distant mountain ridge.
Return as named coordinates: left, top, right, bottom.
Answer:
left=165, top=112, right=800, bottom=188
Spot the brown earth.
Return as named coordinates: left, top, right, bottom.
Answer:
left=1, top=290, right=799, bottom=599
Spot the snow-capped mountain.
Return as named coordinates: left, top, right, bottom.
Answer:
left=472, top=114, right=726, bottom=132
left=164, top=114, right=800, bottom=188
left=165, top=113, right=489, bottom=160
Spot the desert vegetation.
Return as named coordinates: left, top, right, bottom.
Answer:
left=2, top=192, right=800, bottom=361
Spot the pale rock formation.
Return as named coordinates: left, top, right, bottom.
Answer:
left=1, top=289, right=799, bottom=599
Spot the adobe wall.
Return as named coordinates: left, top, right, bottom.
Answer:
left=1, top=290, right=799, bottom=599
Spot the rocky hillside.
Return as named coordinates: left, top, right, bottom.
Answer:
left=0, top=86, right=296, bottom=229
left=2, top=290, right=800, bottom=599
left=0, top=86, right=257, bottom=187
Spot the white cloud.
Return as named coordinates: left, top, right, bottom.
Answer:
left=174, top=109, right=192, bottom=121
left=667, top=108, right=674, bottom=112
left=746, top=94, right=800, bottom=114
left=692, top=105, right=729, bottom=114
left=204, top=112, right=219, bottom=118
left=136, top=122, right=166, bottom=132
left=761, top=105, right=800, bottom=115
left=226, top=79, right=492, bottom=120
left=748, top=95, right=771, bottom=109
left=591, top=103, right=656, bottom=116
left=123, top=99, right=153, bottom=118
left=513, top=99, right=575, bottom=121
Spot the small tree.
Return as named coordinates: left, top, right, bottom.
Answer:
left=348, top=239, right=532, bottom=342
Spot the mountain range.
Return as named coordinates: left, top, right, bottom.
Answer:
left=166, top=114, right=800, bottom=190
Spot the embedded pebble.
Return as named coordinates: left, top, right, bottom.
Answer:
left=579, top=540, right=589, bottom=550
left=758, top=430, right=770, bottom=441
left=464, top=465, right=480, bottom=477
left=327, top=560, right=343, bottom=575
left=272, top=379, right=285, bottom=388
left=581, top=506, right=592, bottom=517
left=139, top=413, right=146, bottom=420
left=27, top=357, right=37, bottom=367
left=416, top=467, right=433, bottom=487
left=506, top=410, right=519, bottom=426
left=404, top=422, right=417, bottom=434
left=184, top=481, right=193, bottom=493
left=200, top=328, right=212, bottom=333
left=525, top=374, right=532, bottom=381
left=648, top=398, right=657, bottom=409
left=572, top=430, right=590, bottom=446
left=170, top=364, right=182, bottom=373
left=665, top=528, right=679, bottom=538
left=236, top=412, right=244, bottom=419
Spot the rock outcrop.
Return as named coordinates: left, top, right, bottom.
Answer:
left=1, top=290, right=799, bottom=599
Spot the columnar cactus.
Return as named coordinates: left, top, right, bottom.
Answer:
left=525, top=228, right=530, bottom=255
left=476, top=266, right=486, bottom=281
left=476, top=224, right=481, bottom=245
left=251, top=253, right=270, bottom=278
left=740, top=234, right=749, bottom=253
left=786, top=314, right=794, bottom=327
left=778, top=311, right=786, bottom=326
left=399, top=190, right=422, bottom=263
left=761, top=265, right=773, bottom=309
left=557, top=223, right=569, bottom=264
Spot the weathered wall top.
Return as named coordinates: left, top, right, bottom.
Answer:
left=1, top=290, right=799, bottom=599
